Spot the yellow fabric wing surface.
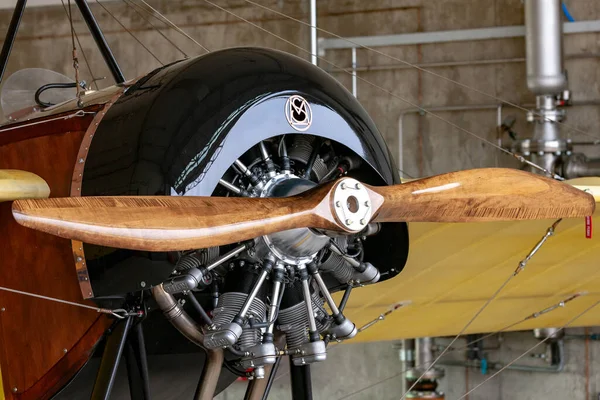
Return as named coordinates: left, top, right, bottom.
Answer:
left=342, top=178, right=600, bottom=342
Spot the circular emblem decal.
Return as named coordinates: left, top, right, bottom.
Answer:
left=285, top=95, right=312, bottom=131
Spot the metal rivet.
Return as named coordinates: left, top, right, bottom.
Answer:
left=140, top=281, right=146, bottom=288
left=79, top=158, right=85, bottom=163
left=1, top=307, right=5, bottom=312
left=63, top=348, right=68, bottom=353
left=88, top=291, right=92, bottom=296
left=76, top=257, right=83, bottom=262
left=12, top=387, right=17, bottom=393
left=84, top=277, right=88, bottom=281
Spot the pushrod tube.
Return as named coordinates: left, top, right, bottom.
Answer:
left=74, top=0, right=125, bottom=83
left=0, top=0, right=27, bottom=85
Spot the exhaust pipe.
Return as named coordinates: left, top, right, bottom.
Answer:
left=152, top=284, right=223, bottom=400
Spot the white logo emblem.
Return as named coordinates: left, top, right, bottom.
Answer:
left=285, top=95, right=312, bottom=131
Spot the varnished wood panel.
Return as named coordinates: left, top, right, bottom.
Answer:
left=0, top=128, right=108, bottom=398
left=0, top=108, right=100, bottom=147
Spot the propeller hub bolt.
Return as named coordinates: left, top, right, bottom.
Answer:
left=335, top=201, right=341, bottom=208
left=360, top=219, right=366, bottom=225
left=355, top=183, right=361, bottom=189
left=340, top=183, right=347, bottom=189
left=364, top=200, right=370, bottom=207
left=345, top=219, right=353, bottom=225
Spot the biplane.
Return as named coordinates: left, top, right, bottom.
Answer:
left=0, top=0, right=598, bottom=399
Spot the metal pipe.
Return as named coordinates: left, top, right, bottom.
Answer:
left=438, top=340, right=565, bottom=373
left=206, top=243, right=248, bottom=272
left=239, top=268, right=269, bottom=318
left=218, top=178, right=242, bottom=195
left=266, top=279, right=282, bottom=335
left=194, top=346, right=225, bottom=400
left=396, top=99, right=600, bottom=176
left=301, top=277, right=318, bottom=333
left=151, top=284, right=205, bottom=347
left=153, top=284, right=224, bottom=400
left=525, top=0, right=567, bottom=95
left=0, top=0, right=27, bottom=85
left=74, top=0, right=125, bottom=83
left=312, top=272, right=340, bottom=316
left=309, top=0, right=317, bottom=65
left=319, top=19, right=600, bottom=50
left=326, top=53, right=600, bottom=74
left=416, top=337, right=434, bottom=369
left=351, top=47, right=357, bottom=97
left=561, top=154, right=600, bottom=178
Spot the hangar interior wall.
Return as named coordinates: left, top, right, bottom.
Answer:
left=1, top=1, right=599, bottom=399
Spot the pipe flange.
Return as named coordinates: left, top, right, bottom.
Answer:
left=405, top=367, right=445, bottom=381
left=331, top=178, right=372, bottom=232
left=526, top=108, right=565, bottom=123
left=512, top=139, right=571, bottom=156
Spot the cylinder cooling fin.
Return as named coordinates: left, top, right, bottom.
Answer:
left=150, top=132, right=405, bottom=379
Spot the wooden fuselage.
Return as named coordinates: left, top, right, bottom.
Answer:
left=0, top=86, right=124, bottom=399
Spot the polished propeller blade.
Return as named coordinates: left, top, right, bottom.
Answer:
left=370, top=168, right=596, bottom=223
left=11, top=184, right=341, bottom=251
left=12, top=168, right=594, bottom=251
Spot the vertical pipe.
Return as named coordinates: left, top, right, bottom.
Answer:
left=525, top=0, right=566, bottom=94
left=74, top=0, right=125, bottom=83
left=194, top=349, right=225, bottom=400
left=309, top=0, right=317, bottom=65
left=0, top=0, right=27, bottom=85
left=351, top=47, right=357, bottom=97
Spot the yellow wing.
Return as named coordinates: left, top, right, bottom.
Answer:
left=343, top=178, right=600, bottom=341
left=0, top=169, right=50, bottom=202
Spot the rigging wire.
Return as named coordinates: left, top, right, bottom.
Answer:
left=0, top=285, right=139, bottom=319
left=60, top=0, right=100, bottom=90
left=136, top=0, right=210, bottom=53
left=95, top=0, right=164, bottom=65
left=455, top=298, right=600, bottom=400
left=67, top=0, right=83, bottom=105
left=239, top=0, right=599, bottom=141
left=121, top=0, right=189, bottom=58
left=334, top=291, right=587, bottom=399
left=202, top=0, right=562, bottom=179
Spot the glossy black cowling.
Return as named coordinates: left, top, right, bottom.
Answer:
left=81, top=47, right=408, bottom=296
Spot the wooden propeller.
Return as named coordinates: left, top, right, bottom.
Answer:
left=12, top=168, right=595, bottom=251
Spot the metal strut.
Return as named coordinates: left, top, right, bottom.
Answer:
left=0, top=0, right=27, bottom=85
left=74, top=0, right=125, bottom=83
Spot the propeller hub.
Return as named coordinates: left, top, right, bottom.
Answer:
left=254, top=173, right=330, bottom=265
left=331, top=177, right=373, bottom=232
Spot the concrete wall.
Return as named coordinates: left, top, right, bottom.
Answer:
left=1, top=0, right=599, bottom=399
